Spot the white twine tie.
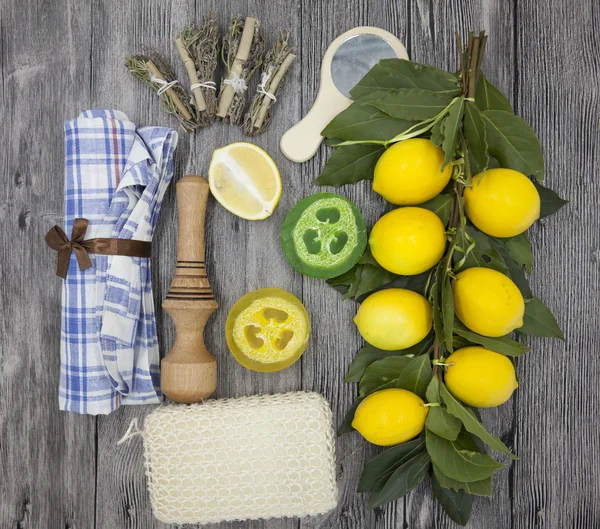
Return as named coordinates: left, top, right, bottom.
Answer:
left=117, top=418, right=144, bottom=445
left=190, top=81, right=217, bottom=91
left=150, top=74, right=179, bottom=96
left=224, top=72, right=248, bottom=94
left=257, top=67, right=277, bottom=102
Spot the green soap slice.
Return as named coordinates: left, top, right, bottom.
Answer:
left=281, top=192, right=367, bottom=279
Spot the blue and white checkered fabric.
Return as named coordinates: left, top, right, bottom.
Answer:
left=60, top=109, right=177, bottom=415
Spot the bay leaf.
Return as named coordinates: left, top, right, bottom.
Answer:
left=370, top=88, right=454, bottom=121
left=350, top=58, right=460, bottom=100
left=359, top=356, right=412, bottom=397
left=315, top=144, right=385, bottom=186
left=501, top=232, right=533, bottom=273
left=354, top=264, right=398, bottom=299
left=431, top=472, right=474, bottom=526
left=368, top=451, right=431, bottom=508
left=475, top=75, right=513, bottom=112
left=426, top=429, right=504, bottom=482
left=432, top=463, right=492, bottom=497
left=416, top=193, right=453, bottom=226
left=441, top=97, right=465, bottom=169
left=338, top=398, right=361, bottom=435
left=430, top=117, right=445, bottom=146
left=519, top=297, right=564, bottom=340
left=534, top=181, right=568, bottom=218
left=358, top=438, right=425, bottom=492
left=481, top=110, right=544, bottom=181
left=464, top=102, right=489, bottom=174
left=441, top=276, right=454, bottom=353
left=395, top=354, right=433, bottom=399
left=322, top=92, right=416, bottom=142
left=440, top=383, right=517, bottom=459
left=453, top=321, right=530, bottom=357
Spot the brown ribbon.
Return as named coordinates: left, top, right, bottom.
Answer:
left=45, top=218, right=152, bottom=279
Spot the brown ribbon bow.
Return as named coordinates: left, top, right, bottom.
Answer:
left=45, top=218, right=152, bottom=279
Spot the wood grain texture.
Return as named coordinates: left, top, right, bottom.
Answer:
left=0, top=0, right=598, bottom=528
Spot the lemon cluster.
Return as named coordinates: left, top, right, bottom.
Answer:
left=352, top=138, right=540, bottom=446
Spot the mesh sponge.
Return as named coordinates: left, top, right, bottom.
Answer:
left=142, top=392, right=338, bottom=524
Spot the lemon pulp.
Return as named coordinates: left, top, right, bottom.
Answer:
left=209, top=142, right=281, bottom=220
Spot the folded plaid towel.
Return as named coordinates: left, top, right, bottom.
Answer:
left=60, top=109, right=177, bottom=415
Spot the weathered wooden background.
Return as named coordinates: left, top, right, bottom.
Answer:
left=1, top=0, right=598, bottom=527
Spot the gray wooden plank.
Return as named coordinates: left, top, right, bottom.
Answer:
left=0, top=1, right=97, bottom=529
left=91, top=0, right=305, bottom=528
left=297, top=1, right=409, bottom=528
left=405, top=1, right=517, bottom=528
left=512, top=1, right=600, bottom=527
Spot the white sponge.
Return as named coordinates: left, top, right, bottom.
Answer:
left=142, top=392, right=338, bottom=525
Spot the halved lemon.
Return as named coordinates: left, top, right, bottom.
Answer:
left=226, top=288, right=310, bottom=372
left=208, top=142, right=282, bottom=220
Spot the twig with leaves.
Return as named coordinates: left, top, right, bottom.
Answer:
left=175, top=11, right=220, bottom=125
left=217, top=16, right=265, bottom=124
left=243, top=31, right=296, bottom=136
left=126, top=53, right=197, bottom=132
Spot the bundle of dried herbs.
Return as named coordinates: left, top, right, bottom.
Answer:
left=243, top=31, right=296, bottom=136
left=217, top=16, right=265, bottom=124
left=175, top=10, right=220, bottom=125
left=126, top=53, right=197, bottom=132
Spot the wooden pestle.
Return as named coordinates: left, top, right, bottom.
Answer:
left=161, top=175, right=218, bottom=403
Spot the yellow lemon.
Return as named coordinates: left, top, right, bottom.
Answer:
left=209, top=142, right=282, bottom=220
left=373, top=138, right=453, bottom=205
left=352, top=388, right=428, bottom=446
left=369, top=207, right=446, bottom=275
left=452, top=267, right=524, bottom=337
left=464, top=168, right=541, bottom=237
left=354, top=288, right=432, bottom=350
left=226, top=288, right=310, bottom=372
left=445, top=346, right=519, bottom=407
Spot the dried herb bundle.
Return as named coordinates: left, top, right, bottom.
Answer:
left=126, top=53, right=197, bottom=132
left=217, top=16, right=265, bottom=124
left=175, top=11, right=220, bottom=125
left=243, top=31, right=296, bottom=136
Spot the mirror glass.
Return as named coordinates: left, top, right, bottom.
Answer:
left=331, top=34, right=398, bottom=97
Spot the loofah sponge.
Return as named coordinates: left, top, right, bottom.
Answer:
left=141, top=392, right=338, bottom=524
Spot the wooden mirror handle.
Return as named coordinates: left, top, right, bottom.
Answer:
left=161, top=175, right=218, bottom=403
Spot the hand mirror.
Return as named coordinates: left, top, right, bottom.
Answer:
left=280, top=27, right=408, bottom=163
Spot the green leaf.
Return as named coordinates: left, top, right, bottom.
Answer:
left=441, top=97, right=465, bottom=169
left=426, top=379, right=461, bottom=441
left=432, top=463, right=492, bottom=496
left=492, top=240, right=533, bottom=298
left=315, top=144, right=385, bottom=186
left=426, top=429, right=504, bottom=482
left=358, top=438, right=425, bottom=492
left=453, top=321, right=530, bottom=357
left=322, top=92, right=416, bottom=142
left=475, top=75, right=513, bottom=112
left=368, top=451, right=431, bottom=508
left=338, top=399, right=361, bottom=435
left=383, top=270, right=431, bottom=295
left=464, top=102, right=489, bottom=173
left=534, top=181, right=568, bottom=218
left=345, top=337, right=433, bottom=383
left=430, top=118, right=444, bottom=146
left=353, top=264, right=398, bottom=299
left=440, top=383, right=517, bottom=459
left=370, top=88, right=454, bottom=121
left=395, top=354, right=433, bottom=399
left=481, top=110, right=544, bottom=181
left=502, top=232, right=533, bottom=273
left=455, top=225, right=509, bottom=274
left=359, top=356, right=412, bottom=397
left=519, top=297, right=564, bottom=340
left=431, top=267, right=445, bottom=345
left=431, top=473, right=475, bottom=526
left=417, top=193, right=453, bottom=226
left=351, top=58, right=460, bottom=100
left=441, top=276, right=454, bottom=353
